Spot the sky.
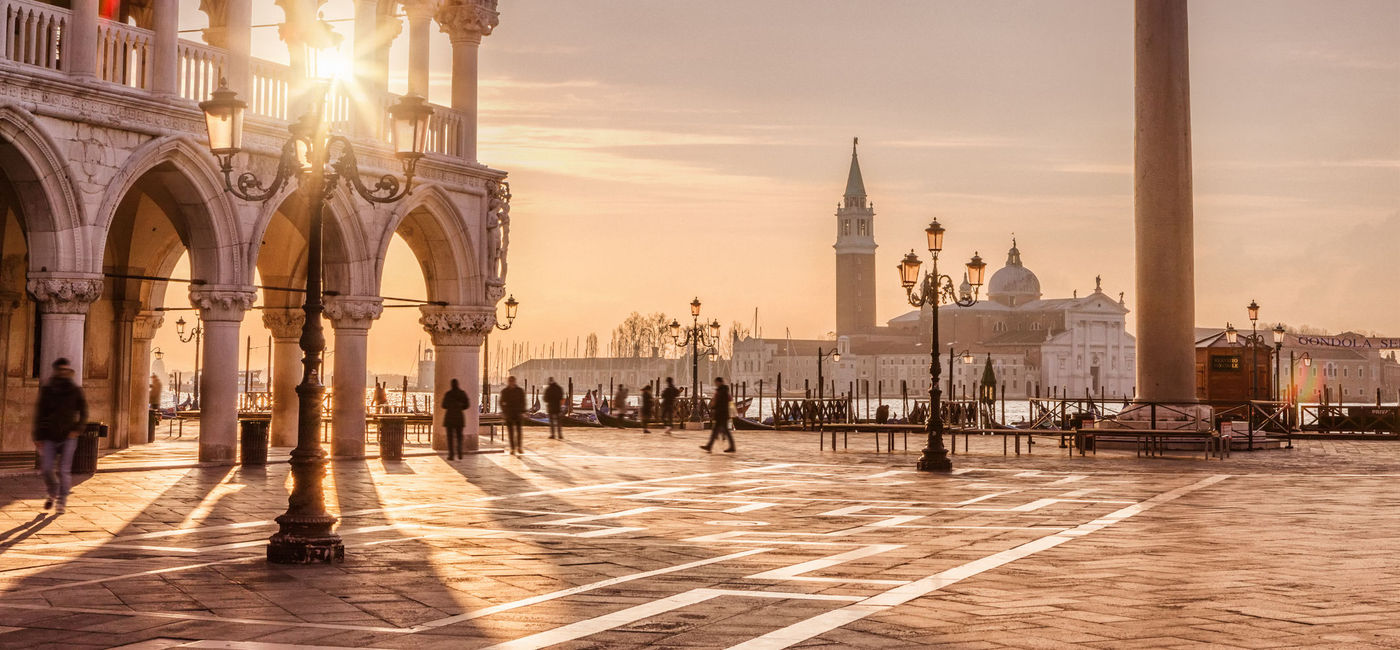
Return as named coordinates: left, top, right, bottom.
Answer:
left=160, top=0, right=1399, bottom=379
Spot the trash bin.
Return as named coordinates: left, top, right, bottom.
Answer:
left=72, top=422, right=103, bottom=475
left=239, top=418, right=270, bottom=466
left=148, top=408, right=159, bottom=443
left=378, top=416, right=406, bottom=460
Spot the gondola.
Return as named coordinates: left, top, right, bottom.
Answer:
left=595, top=409, right=649, bottom=429
left=732, top=416, right=774, bottom=430
left=524, top=411, right=602, bottom=428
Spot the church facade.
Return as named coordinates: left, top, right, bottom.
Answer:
left=732, top=141, right=1137, bottom=401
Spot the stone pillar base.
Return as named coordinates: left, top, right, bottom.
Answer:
left=1098, top=403, right=1214, bottom=430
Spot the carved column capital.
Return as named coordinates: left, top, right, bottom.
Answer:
left=189, top=288, right=257, bottom=322
left=27, top=275, right=104, bottom=314
left=262, top=308, right=307, bottom=339
left=436, top=0, right=499, bottom=43
left=419, top=305, right=494, bottom=346
left=133, top=311, right=166, bottom=340
left=324, top=296, right=383, bottom=331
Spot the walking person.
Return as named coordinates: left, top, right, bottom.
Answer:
left=500, top=376, right=527, bottom=454
left=34, top=358, right=87, bottom=514
left=700, top=377, right=735, bottom=453
left=441, top=378, right=471, bottom=460
left=640, top=384, right=655, bottom=433
left=544, top=377, right=565, bottom=439
left=661, top=377, right=679, bottom=433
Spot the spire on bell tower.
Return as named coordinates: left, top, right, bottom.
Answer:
left=844, top=137, right=867, bottom=208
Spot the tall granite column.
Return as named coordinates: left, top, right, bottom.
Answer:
left=263, top=309, right=305, bottom=448
left=436, top=0, right=499, bottom=162
left=420, top=306, right=492, bottom=452
left=191, top=288, right=255, bottom=463
left=1134, top=0, right=1197, bottom=403
left=324, top=297, right=381, bottom=458
left=27, top=276, right=103, bottom=383
left=129, top=311, right=164, bottom=444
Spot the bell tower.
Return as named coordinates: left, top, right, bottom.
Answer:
left=835, top=138, right=877, bottom=335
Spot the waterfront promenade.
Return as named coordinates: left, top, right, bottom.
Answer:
left=0, top=430, right=1397, bottom=648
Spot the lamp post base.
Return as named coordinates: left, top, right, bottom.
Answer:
left=916, top=450, right=952, bottom=473
left=267, top=513, right=343, bottom=564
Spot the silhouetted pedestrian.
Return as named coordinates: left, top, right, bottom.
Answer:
left=34, top=358, right=86, bottom=514
left=640, top=384, right=655, bottom=433
left=544, top=377, right=565, bottom=439
left=441, top=378, right=471, bottom=460
left=700, top=377, right=735, bottom=453
left=661, top=377, right=680, bottom=432
left=500, top=376, right=527, bottom=454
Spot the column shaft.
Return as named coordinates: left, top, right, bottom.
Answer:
left=271, top=338, right=302, bottom=446
left=151, top=0, right=179, bottom=95
left=225, top=0, right=253, bottom=97
left=39, top=314, right=87, bottom=384
left=433, top=344, right=481, bottom=452
left=406, top=9, right=432, bottom=97
left=450, top=37, right=480, bottom=161
left=198, top=320, right=241, bottom=462
left=331, top=328, right=369, bottom=457
left=1134, top=0, right=1196, bottom=403
left=65, top=0, right=98, bottom=77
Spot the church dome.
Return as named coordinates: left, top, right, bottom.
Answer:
left=987, top=240, right=1041, bottom=306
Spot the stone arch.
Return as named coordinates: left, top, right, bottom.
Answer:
left=94, top=134, right=245, bottom=289
left=0, top=105, right=84, bottom=273
left=247, top=182, right=375, bottom=306
left=375, top=182, right=482, bottom=305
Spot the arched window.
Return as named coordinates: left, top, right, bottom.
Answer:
left=843, top=220, right=851, bottom=236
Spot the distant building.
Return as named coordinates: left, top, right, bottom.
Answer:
left=732, top=142, right=1137, bottom=400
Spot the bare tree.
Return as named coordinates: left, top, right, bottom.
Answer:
left=584, top=333, right=599, bottom=358
left=611, top=312, right=670, bottom=357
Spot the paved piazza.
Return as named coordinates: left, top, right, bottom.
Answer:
left=0, top=431, right=1397, bottom=648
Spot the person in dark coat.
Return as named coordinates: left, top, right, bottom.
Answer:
left=640, top=384, right=655, bottom=433
left=543, top=377, right=565, bottom=440
left=34, top=358, right=87, bottom=514
left=500, top=376, right=527, bottom=454
left=700, top=377, right=735, bottom=453
left=441, top=379, right=471, bottom=460
left=661, top=377, right=680, bottom=433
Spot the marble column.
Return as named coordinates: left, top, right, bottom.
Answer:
left=262, top=309, right=305, bottom=448
left=352, top=0, right=400, bottom=138
left=27, top=276, right=103, bottom=383
left=190, top=288, right=255, bottom=463
left=436, top=0, right=499, bottom=162
left=403, top=0, right=435, bottom=98
left=226, top=0, right=253, bottom=97
left=151, top=0, right=178, bottom=95
left=129, top=311, right=163, bottom=445
left=110, top=301, right=141, bottom=449
left=325, top=297, right=381, bottom=458
left=420, top=306, right=493, bottom=452
left=65, top=0, right=98, bottom=78
left=1134, top=0, right=1196, bottom=403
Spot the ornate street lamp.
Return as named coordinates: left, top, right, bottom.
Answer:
left=670, top=298, right=721, bottom=423
left=200, top=77, right=432, bottom=564
left=1272, top=323, right=1286, bottom=401
left=174, top=316, right=203, bottom=410
left=816, top=347, right=840, bottom=401
left=480, top=295, right=520, bottom=411
left=896, top=218, right=986, bottom=472
left=1247, top=300, right=1261, bottom=399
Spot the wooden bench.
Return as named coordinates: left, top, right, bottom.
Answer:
left=816, top=423, right=924, bottom=452
left=1075, top=428, right=1229, bottom=460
